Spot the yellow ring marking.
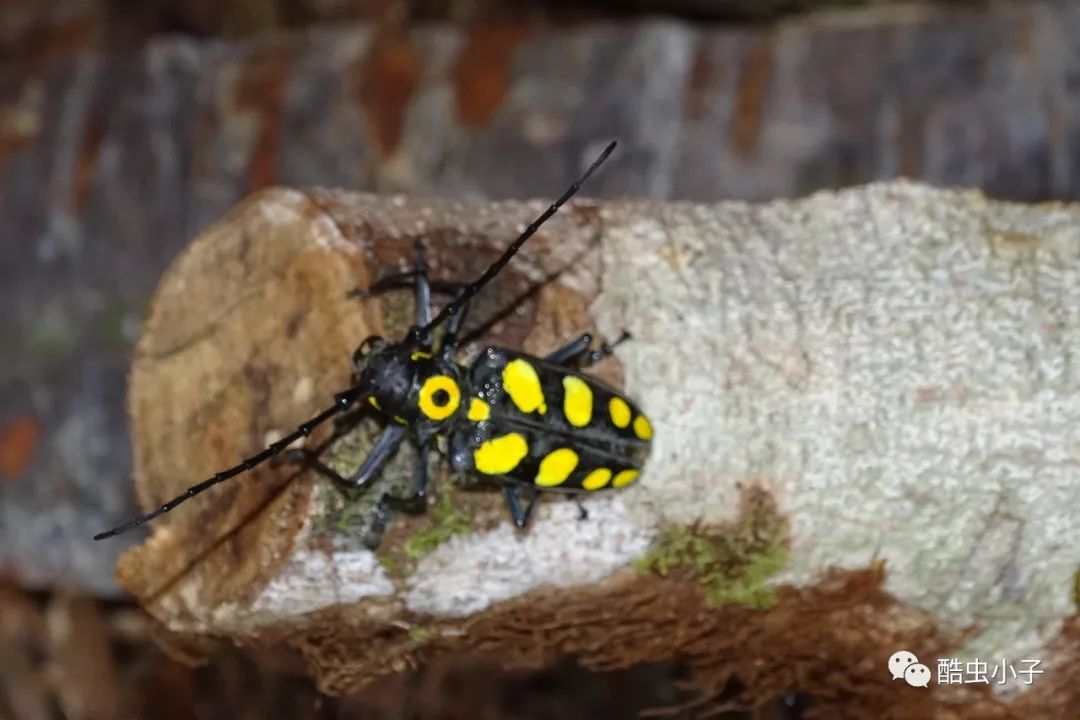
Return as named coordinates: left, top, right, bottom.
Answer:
left=612, top=469, right=639, bottom=488
left=535, top=448, right=579, bottom=487
left=467, top=397, right=490, bottom=422
left=582, top=468, right=612, bottom=491
left=410, top=351, right=433, bottom=361
left=503, top=358, right=547, bottom=414
left=609, top=396, right=631, bottom=428
left=394, top=416, right=408, bottom=425
left=562, top=376, right=593, bottom=428
left=369, top=396, right=381, bottom=411
left=633, top=415, right=653, bottom=441
left=474, top=433, right=529, bottom=475
left=418, top=374, right=461, bottom=421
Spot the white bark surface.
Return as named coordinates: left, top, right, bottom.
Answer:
left=149, top=183, right=1080, bottom=690
left=592, top=182, right=1080, bottom=668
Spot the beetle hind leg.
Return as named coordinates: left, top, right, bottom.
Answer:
left=502, top=483, right=540, bottom=529
left=545, top=330, right=632, bottom=369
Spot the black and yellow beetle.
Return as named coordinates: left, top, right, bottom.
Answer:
left=93, top=141, right=652, bottom=544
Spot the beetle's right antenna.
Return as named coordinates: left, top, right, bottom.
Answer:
left=408, top=140, right=617, bottom=347
left=93, top=386, right=368, bottom=540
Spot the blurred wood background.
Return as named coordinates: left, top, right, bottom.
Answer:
left=0, top=1, right=1076, bottom=718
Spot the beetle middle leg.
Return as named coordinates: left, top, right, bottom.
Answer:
left=545, top=330, right=632, bottom=368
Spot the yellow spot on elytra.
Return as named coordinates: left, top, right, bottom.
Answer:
left=535, top=448, right=578, bottom=487
left=411, top=351, right=432, bottom=361
left=503, top=358, right=546, bottom=414
left=633, top=415, right=653, bottom=440
left=612, top=469, right=639, bottom=487
left=369, top=396, right=381, bottom=411
left=418, top=374, right=461, bottom=421
left=609, top=396, right=631, bottom=428
left=467, top=397, right=490, bottom=422
left=582, top=468, right=612, bottom=491
left=474, top=433, right=528, bottom=475
left=562, top=376, right=593, bottom=427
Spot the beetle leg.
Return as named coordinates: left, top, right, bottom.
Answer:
left=413, top=238, right=432, bottom=328
left=365, top=433, right=436, bottom=548
left=339, top=423, right=406, bottom=490
left=583, top=330, right=631, bottom=367
left=274, top=448, right=351, bottom=485
left=546, top=330, right=632, bottom=368
left=438, top=291, right=471, bottom=357
left=574, top=497, right=589, bottom=521
left=502, top=483, right=540, bottom=529
left=349, top=274, right=463, bottom=301
left=544, top=333, right=594, bottom=365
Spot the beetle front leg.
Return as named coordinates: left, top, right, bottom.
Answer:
left=438, top=290, right=471, bottom=357
left=366, top=435, right=434, bottom=548
left=343, top=424, right=407, bottom=490
left=274, top=448, right=352, bottom=485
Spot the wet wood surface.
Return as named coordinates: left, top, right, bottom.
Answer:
left=2, top=0, right=1079, bottom=594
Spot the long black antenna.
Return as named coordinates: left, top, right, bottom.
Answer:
left=93, top=387, right=366, bottom=540
left=93, top=140, right=618, bottom=541
left=409, top=140, right=617, bottom=346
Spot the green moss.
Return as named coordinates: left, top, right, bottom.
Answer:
left=378, top=553, right=407, bottom=580
left=408, top=626, right=436, bottom=645
left=636, top=493, right=789, bottom=609
left=403, top=489, right=473, bottom=562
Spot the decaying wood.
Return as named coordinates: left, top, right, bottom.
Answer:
left=113, top=184, right=1080, bottom=717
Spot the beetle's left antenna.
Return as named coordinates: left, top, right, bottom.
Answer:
left=93, top=387, right=367, bottom=540
left=408, top=140, right=617, bottom=347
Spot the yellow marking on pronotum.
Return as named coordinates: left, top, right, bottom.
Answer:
left=418, top=375, right=461, bottom=421
left=535, top=448, right=579, bottom=487
left=369, top=396, right=381, bottom=411
left=633, top=415, right=653, bottom=441
left=410, top=351, right=432, bottom=361
left=582, top=468, right=612, bottom=491
left=562, top=376, right=593, bottom=427
left=503, top=358, right=547, bottom=414
left=609, top=396, right=631, bottom=428
left=467, top=397, right=490, bottom=422
left=474, top=433, right=529, bottom=475
left=612, top=469, right=639, bottom=487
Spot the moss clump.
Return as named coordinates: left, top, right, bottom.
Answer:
left=636, top=489, right=789, bottom=608
left=408, top=626, right=436, bottom=645
left=403, top=489, right=473, bottom=562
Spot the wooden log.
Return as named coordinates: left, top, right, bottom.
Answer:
left=112, top=182, right=1080, bottom=717
left=4, top=1, right=1080, bottom=596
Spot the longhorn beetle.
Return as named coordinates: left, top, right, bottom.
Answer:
left=93, top=141, right=652, bottom=544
